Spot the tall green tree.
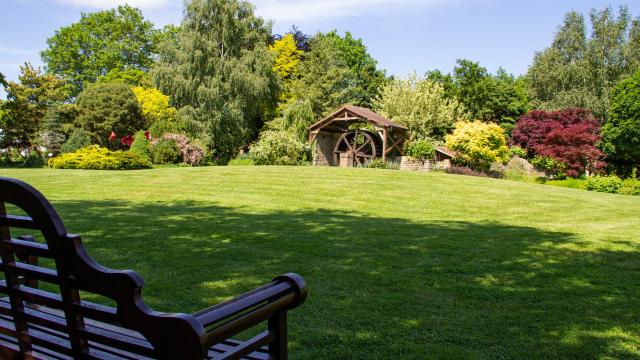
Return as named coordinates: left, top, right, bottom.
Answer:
left=154, top=0, right=279, bottom=160
left=0, top=63, right=69, bottom=148
left=527, top=6, right=640, bottom=118
left=41, top=5, right=159, bottom=95
left=288, top=35, right=358, bottom=119
left=601, top=70, right=640, bottom=174
left=316, top=31, right=388, bottom=108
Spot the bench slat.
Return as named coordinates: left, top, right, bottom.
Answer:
left=3, top=239, right=51, bottom=259
left=0, top=215, right=38, bottom=230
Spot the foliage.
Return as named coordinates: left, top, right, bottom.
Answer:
left=452, top=60, right=530, bottom=130
left=374, top=73, right=467, bottom=140
left=445, top=120, right=509, bottom=170
left=150, top=139, right=181, bottom=165
left=601, top=70, right=640, bottom=174
left=621, top=177, right=640, bottom=195
left=526, top=6, right=640, bottom=119
left=154, top=0, right=279, bottom=161
left=268, top=100, right=315, bottom=142
left=48, top=145, right=151, bottom=170
left=97, top=68, right=153, bottom=88
left=530, top=156, right=567, bottom=178
left=41, top=5, right=159, bottom=95
left=287, top=35, right=358, bottom=118
left=404, top=139, right=436, bottom=160
left=0, top=63, right=69, bottom=148
left=509, top=146, right=528, bottom=158
left=130, top=131, right=152, bottom=162
left=314, top=31, right=388, bottom=109
left=22, top=149, right=46, bottom=168
left=270, top=34, right=303, bottom=79
left=38, top=106, right=72, bottom=156
left=366, top=158, right=388, bottom=169
left=132, top=86, right=177, bottom=127
left=511, top=109, right=605, bottom=177
left=586, top=175, right=623, bottom=194
left=250, top=130, right=306, bottom=165
left=61, top=128, right=93, bottom=153
left=155, top=133, right=205, bottom=166
left=75, top=82, right=144, bottom=146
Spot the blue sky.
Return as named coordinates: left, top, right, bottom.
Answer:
left=1, top=0, right=639, bottom=97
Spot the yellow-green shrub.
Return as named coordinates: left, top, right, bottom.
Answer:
left=445, top=120, right=509, bottom=170
left=48, top=145, right=151, bottom=170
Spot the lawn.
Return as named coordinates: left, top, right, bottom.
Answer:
left=1, top=166, right=639, bottom=359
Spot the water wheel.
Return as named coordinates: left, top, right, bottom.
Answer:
left=333, top=129, right=383, bottom=166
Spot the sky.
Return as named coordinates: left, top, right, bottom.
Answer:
left=1, top=0, right=639, bottom=98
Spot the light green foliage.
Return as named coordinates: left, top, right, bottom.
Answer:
left=404, top=139, right=436, bottom=160
left=130, top=131, right=151, bottom=162
left=154, top=0, right=279, bottom=160
left=61, top=128, right=93, bottom=153
left=75, top=82, right=144, bottom=145
left=586, top=175, right=623, bottom=193
left=601, top=70, right=640, bottom=172
left=621, top=177, right=640, bottom=195
left=97, top=68, right=153, bottom=88
left=445, top=120, right=509, bottom=170
left=0, top=63, right=69, bottom=148
left=527, top=6, right=640, bottom=118
left=366, top=158, right=388, bottom=169
left=151, top=138, right=181, bottom=165
left=41, top=5, right=158, bottom=95
left=531, top=156, right=567, bottom=178
left=288, top=35, right=358, bottom=118
left=132, top=86, right=177, bottom=127
left=374, top=73, right=467, bottom=139
left=250, top=130, right=306, bottom=165
left=48, top=145, right=151, bottom=169
left=509, top=146, right=528, bottom=158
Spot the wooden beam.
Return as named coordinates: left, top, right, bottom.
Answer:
left=382, top=128, right=388, bottom=161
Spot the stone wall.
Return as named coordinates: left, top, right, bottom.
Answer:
left=399, top=156, right=452, bottom=172
left=314, top=132, right=341, bottom=166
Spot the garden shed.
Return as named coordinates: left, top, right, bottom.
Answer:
left=308, top=105, right=408, bottom=167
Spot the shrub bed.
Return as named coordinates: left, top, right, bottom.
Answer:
left=48, top=146, right=151, bottom=170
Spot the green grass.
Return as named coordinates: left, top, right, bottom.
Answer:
left=1, top=166, right=639, bottom=359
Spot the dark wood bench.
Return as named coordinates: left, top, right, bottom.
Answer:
left=0, top=177, right=307, bottom=359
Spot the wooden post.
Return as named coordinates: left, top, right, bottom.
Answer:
left=268, top=310, right=288, bottom=359
left=382, top=127, right=388, bottom=162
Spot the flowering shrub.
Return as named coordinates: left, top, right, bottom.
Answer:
left=150, top=133, right=205, bottom=166
left=250, top=130, right=306, bottom=165
left=511, top=109, right=605, bottom=177
left=48, top=145, right=151, bottom=170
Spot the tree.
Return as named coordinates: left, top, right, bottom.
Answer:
left=96, top=68, right=153, bottom=88
left=270, top=34, right=303, bottom=79
left=75, top=82, right=144, bottom=145
left=445, top=120, right=509, bottom=170
left=288, top=35, right=358, bottom=118
left=601, top=70, right=640, bottom=174
left=267, top=100, right=315, bottom=142
left=250, top=130, right=306, bottom=165
left=316, top=31, right=388, bottom=108
left=154, top=0, right=279, bottom=160
left=527, top=6, right=640, bottom=119
left=373, top=73, right=467, bottom=140
left=132, top=86, right=177, bottom=127
left=511, top=109, right=604, bottom=177
left=0, top=63, right=69, bottom=148
left=41, top=5, right=159, bottom=95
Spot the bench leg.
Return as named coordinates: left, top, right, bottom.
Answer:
left=268, top=310, right=287, bottom=359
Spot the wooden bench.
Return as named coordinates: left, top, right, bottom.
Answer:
left=0, top=177, right=307, bottom=359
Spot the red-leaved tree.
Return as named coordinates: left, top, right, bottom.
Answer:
left=511, top=109, right=605, bottom=177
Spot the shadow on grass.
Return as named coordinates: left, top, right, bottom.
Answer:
left=19, top=200, right=640, bottom=359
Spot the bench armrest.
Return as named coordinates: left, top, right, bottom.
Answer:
left=194, top=273, right=307, bottom=349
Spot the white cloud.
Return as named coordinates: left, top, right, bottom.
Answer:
left=54, top=0, right=172, bottom=10
left=252, top=0, right=445, bottom=23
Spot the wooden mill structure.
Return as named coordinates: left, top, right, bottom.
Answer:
left=308, top=105, right=408, bottom=167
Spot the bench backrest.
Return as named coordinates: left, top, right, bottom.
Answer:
left=0, top=178, right=207, bottom=359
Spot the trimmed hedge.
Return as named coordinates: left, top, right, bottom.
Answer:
left=48, top=146, right=151, bottom=170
